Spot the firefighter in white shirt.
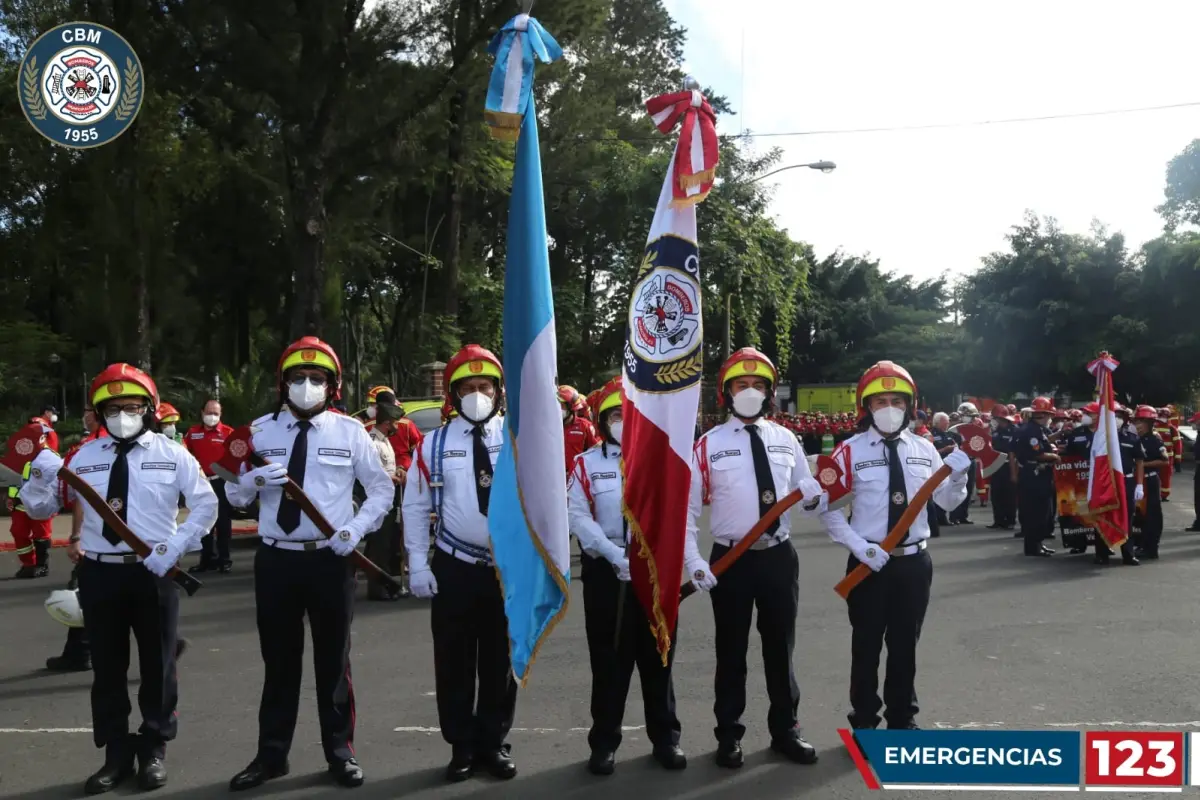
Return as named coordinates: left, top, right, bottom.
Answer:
left=685, top=347, right=825, bottom=769
left=225, top=337, right=393, bottom=792
left=402, top=344, right=519, bottom=784
left=819, top=361, right=971, bottom=734
left=20, top=363, right=218, bottom=795
left=568, top=376, right=686, bottom=777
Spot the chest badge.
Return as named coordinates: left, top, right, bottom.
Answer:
left=108, top=497, right=123, bottom=512
left=478, top=472, right=493, bottom=489
left=761, top=489, right=775, bottom=505
left=891, top=491, right=905, bottom=506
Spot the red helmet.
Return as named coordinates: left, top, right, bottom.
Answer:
left=1157, top=407, right=1171, bottom=419
left=278, top=336, right=343, bottom=400
left=1134, top=404, right=1158, bottom=420
left=716, top=347, right=778, bottom=408
left=1031, top=396, right=1054, bottom=413
left=595, top=376, right=623, bottom=418
left=444, top=344, right=503, bottom=403
left=557, top=385, right=581, bottom=411
left=990, top=404, right=1008, bottom=417
left=855, top=361, right=917, bottom=410
left=1006, top=403, right=1017, bottom=414
left=1190, top=411, right=1200, bottom=424
left=1081, top=402, right=1099, bottom=416
left=585, top=388, right=603, bottom=420
left=90, top=363, right=159, bottom=409
left=156, top=402, right=181, bottom=424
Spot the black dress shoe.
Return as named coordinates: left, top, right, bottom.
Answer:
left=137, top=756, right=168, bottom=790
left=652, top=744, right=687, bottom=770
left=715, top=741, right=743, bottom=769
left=446, top=749, right=473, bottom=782
left=587, top=750, right=615, bottom=776
left=1123, top=555, right=1140, bottom=565
left=329, top=758, right=364, bottom=787
left=477, top=748, right=517, bottom=780
left=229, top=759, right=289, bottom=791
left=187, top=563, right=213, bottom=575
left=46, top=653, right=90, bottom=671
left=218, top=562, right=233, bottom=574
left=1069, top=546, right=1087, bottom=554
left=84, top=758, right=134, bottom=795
left=770, top=735, right=819, bottom=764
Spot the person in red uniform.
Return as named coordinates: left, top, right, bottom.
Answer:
left=9, top=416, right=57, bottom=579
left=185, top=399, right=236, bottom=573
left=1155, top=408, right=1176, bottom=502
left=560, top=385, right=601, bottom=476
left=31, top=405, right=60, bottom=452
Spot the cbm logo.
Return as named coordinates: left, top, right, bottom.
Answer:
left=18, top=22, right=144, bottom=149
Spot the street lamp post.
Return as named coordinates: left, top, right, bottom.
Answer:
left=723, top=161, right=837, bottom=360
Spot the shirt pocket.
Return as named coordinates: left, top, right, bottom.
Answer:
left=137, top=466, right=179, bottom=507
left=767, top=449, right=795, bottom=487
left=315, top=451, right=355, bottom=494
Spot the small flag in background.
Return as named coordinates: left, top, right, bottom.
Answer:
left=484, top=13, right=568, bottom=686
left=1087, top=352, right=1128, bottom=548
left=622, top=81, right=718, bottom=664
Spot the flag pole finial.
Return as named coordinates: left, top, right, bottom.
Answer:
left=682, top=75, right=701, bottom=92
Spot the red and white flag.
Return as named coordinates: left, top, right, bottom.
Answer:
left=1087, top=352, right=1128, bottom=548
left=621, top=83, right=718, bottom=663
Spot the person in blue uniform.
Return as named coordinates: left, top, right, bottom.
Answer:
left=1011, top=397, right=1058, bottom=557
left=928, top=414, right=956, bottom=528
left=1111, top=405, right=1142, bottom=566
left=1131, top=405, right=1167, bottom=560
left=986, top=406, right=1017, bottom=531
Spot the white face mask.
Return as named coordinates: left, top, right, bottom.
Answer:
left=162, top=424, right=176, bottom=438
left=106, top=411, right=144, bottom=440
left=907, top=421, right=917, bottom=431
left=872, top=406, right=906, bottom=435
left=990, top=419, right=1000, bottom=431
left=367, top=405, right=377, bottom=420
left=460, top=391, right=494, bottom=423
left=1081, top=414, right=1093, bottom=427
left=288, top=379, right=327, bottom=411
left=202, top=414, right=220, bottom=428
left=608, top=421, right=623, bottom=442
left=49, top=414, right=58, bottom=424
left=561, top=406, right=571, bottom=422
left=731, top=387, right=766, bottom=419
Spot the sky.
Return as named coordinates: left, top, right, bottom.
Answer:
left=662, top=0, right=1200, bottom=282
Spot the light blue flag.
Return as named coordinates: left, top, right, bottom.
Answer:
left=486, top=17, right=569, bottom=686
left=484, top=13, right=561, bottom=141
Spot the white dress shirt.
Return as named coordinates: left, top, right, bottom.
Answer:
left=402, top=415, right=503, bottom=570
left=819, top=428, right=968, bottom=553
left=369, top=427, right=397, bottom=476
left=567, top=442, right=625, bottom=562
left=685, top=417, right=816, bottom=563
left=20, top=431, right=217, bottom=555
left=224, top=408, right=393, bottom=542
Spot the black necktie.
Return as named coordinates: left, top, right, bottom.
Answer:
left=101, top=440, right=137, bottom=546
left=472, top=425, right=493, bottom=516
left=745, top=425, right=780, bottom=535
left=276, top=420, right=311, bottom=534
left=883, top=437, right=908, bottom=534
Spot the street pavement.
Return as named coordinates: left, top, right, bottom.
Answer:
left=0, top=480, right=1198, bottom=799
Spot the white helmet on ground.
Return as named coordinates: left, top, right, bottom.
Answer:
left=45, top=589, right=84, bottom=628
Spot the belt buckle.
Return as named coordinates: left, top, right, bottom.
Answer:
left=303, top=541, right=320, bottom=551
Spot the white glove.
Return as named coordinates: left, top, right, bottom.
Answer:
left=798, top=477, right=823, bottom=500
left=943, top=449, right=971, bottom=474
left=613, top=557, right=631, bottom=582
left=685, top=557, right=717, bottom=592
left=241, top=461, right=288, bottom=488
left=28, top=449, right=64, bottom=484
left=852, top=540, right=890, bottom=572
left=410, top=568, right=438, bottom=598
left=144, top=538, right=185, bottom=578
left=1134, top=484, right=1145, bottom=503
left=329, top=529, right=362, bottom=557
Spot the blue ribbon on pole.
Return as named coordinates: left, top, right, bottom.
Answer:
left=484, top=13, right=561, bottom=140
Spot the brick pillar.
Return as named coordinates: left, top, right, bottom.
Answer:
left=421, top=361, right=446, bottom=397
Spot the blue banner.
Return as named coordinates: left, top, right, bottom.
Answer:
left=853, top=729, right=1080, bottom=787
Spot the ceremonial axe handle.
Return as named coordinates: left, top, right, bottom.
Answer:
left=680, top=488, right=811, bottom=602
left=833, top=464, right=951, bottom=600
left=58, top=468, right=203, bottom=597
left=234, top=451, right=404, bottom=593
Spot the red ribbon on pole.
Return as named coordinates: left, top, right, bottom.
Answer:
left=645, top=84, right=719, bottom=207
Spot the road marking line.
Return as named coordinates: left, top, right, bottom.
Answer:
left=0, top=727, right=92, bottom=733
left=393, top=725, right=645, bottom=734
